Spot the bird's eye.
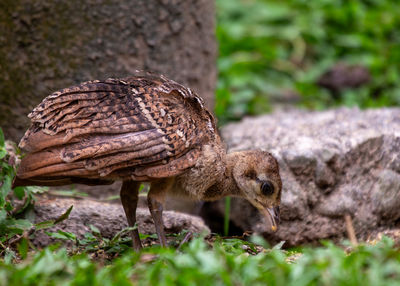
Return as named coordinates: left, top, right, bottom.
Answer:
left=261, top=180, right=274, bottom=196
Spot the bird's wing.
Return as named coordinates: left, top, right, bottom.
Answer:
left=17, top=74, right=217, bottom=182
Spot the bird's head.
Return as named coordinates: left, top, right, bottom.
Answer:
left=231, top=150, right=282, bottom=232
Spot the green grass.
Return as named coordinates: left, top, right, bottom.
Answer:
left=1, top=237, right=400, bottom=286
left=216, top=0, right=400, bottom=123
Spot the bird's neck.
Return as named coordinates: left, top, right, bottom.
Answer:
left=203, top=152, right=242, bottom=200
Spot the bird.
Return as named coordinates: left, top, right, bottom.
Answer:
left=12, top=72, right=282, bottom=251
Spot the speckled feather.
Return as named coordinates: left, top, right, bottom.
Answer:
left=17, top=73, right=218, bottom=182
left=15, top=74, right=282, bottom=249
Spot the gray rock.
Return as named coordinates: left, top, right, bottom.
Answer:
left=216, top=107, right=400, bottom=246
left=372, top=169, right=400, bottom=219
left=32, top=197, right=210, bottom=248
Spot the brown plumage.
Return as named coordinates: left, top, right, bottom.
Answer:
left=13, top=72, right=282, bottom=250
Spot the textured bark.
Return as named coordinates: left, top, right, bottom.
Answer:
left=0, top=0, right=216, bottom=141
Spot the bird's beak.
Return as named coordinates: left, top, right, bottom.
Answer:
left=262, top=206, right=280, bottom=232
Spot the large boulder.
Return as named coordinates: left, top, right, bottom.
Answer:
left=215, top=107, right=400, bottom=246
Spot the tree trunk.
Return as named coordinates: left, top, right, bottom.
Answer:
left=0, top=0, right=216, bottom=141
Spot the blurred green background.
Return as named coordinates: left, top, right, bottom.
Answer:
left=215, top=0, right=400, bottom=123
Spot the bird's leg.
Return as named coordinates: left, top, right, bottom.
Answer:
left=120, top=180, right=142, bottom=251
left=147, top=179, right=173, bottom=247
left=148, top=196, right=167, bottom=247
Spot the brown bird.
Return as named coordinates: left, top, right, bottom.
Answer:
left=13, top=72, right=282, bottom=250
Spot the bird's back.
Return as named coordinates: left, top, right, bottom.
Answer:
left=15, top=73, right=218, bottom=187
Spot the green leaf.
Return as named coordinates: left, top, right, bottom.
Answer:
left=5, top=218, right=33, bottom=230
left=46, top=230, right=77, bottom=241
left=89, top=224, right=101, bottom=235
left=26, top=186, right=49, bottom=195
left=4, top=201, right=13, bottom=211
left=0, top=174, right=12, bottom=200
left=34, top=205, right=73, bottom=232
left=139, top=233, right=158, bottom=240
left=35, top=220, right=55, bottom=230
left=0, top=209, right=6, bottom=222
left=273, top=240, right=286, bottom=250
left=17, top=237, right=29, bottom=260
left=111, top=226, right=137, bottom=244
left=104, top=195, right=120, bottom=201
left=49, top=189, right=88, bottom=198
left=4, top=248, right=16, bottom=264
left=54, top=205, right=73, bottom=224
left=0, top=148, right=6, bottom=160
left=250, top=235, right=270, bottom=249
left=13, top=187, right=25, bottom=200
left=0, top=128, right=5, bottom=148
